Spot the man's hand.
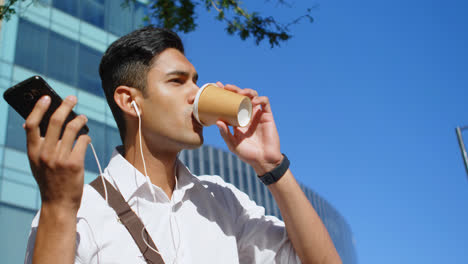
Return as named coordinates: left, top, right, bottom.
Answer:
left=25, top=95, right=90, bottom=213
left=25, top=95, right=90, bottom=264
left=215, top=82, right=283, bottom=176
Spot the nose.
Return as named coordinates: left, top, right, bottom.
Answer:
left=188, top=83, right=200, bottom=105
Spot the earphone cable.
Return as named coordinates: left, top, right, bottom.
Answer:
left=134, top=103, right=181, bottom=263
left=88, top=141, right=107, bottom=264
left=89, top=102, right=182, bottom=262
left=137, top=109, right=157, bottom=202
left=89, top=142, right=107, bottom=204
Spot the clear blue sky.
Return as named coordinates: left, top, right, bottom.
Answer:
left=176, top=0, right=468, bottom=263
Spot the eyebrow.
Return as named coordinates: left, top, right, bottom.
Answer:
left=167, top=70, right=199, bottom=82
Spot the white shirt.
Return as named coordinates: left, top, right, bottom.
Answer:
left=25, top=148, right=300, bottom=264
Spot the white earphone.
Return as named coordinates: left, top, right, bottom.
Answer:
left=131, top=100, right=140, bottom=117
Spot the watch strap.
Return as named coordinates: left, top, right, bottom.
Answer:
left=258, top=154, right=290, bottom=185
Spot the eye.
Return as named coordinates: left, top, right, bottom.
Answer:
left=170, top=78, right=184, bottom=84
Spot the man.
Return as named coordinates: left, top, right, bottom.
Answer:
left=24, top=26, right=341, bottom=263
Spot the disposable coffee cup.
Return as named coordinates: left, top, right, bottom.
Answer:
left=193, top=83, right=252, bottom=127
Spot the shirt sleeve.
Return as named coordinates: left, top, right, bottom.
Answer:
left=24, top=224, right=37, bottom=264
left=23, top=211, right=92, bottom=264
left=210, top=176, right=301, bottom=264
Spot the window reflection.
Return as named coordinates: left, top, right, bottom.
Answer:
left=47, top=31, right=78, bottom=85
left=0, top=203, right=36, bottom=263
left=133, top=2, right=147, bottom=29
left=80, top=0, right=105, bottom=28
left=51, top=0, right=147, bottom=35
left=84, top=119, right=105, bottom=173
left=223, top=152, right=231, bottom=182
left=53, top=0, right=78, bottom=17
left=259, top=185, right=266, bottom=211
left=233, top=160, right=240, bottom=188
left=105, top=126, right=122, bottom=162
left=78, top=44, right=103, bottom=96
left=6, top=109, right=27, bottom=152
left=192, top=150, right=200, bottom=175
left=15, top=19, right=47, bottom=74
left=15, top=18, right=104, bottom=97
left=202, top=146, right=211, bottom=175
left=108, top=0, right=133, bottom=36
left=213, top=160, right=221, bottom=176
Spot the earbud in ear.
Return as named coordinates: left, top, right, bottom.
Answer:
left=131, top=101, right=140, bottom=117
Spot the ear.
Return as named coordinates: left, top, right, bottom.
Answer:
left=114, top=85, right=142, bottom=118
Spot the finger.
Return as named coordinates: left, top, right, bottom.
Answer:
left=223, top=84, right=242, bottom=93
left=43, top=96, right=77, bottom=150
left=70, top=135, right=91, bottom=164
left=239, top=88, right=259, bottom=99
left=24, top=95, right=51, bottom=148
left=224, top=85, right=259, bottom=99
left=216, top=120, right=236, bottom=149
left=252, top=96, right=272, bottom=113
left=215, top=81, right=224, bottom=88
left=58, top=115, right=88, bottom=157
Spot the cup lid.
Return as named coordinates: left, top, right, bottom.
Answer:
left=193, top=83, right=216, bottom=126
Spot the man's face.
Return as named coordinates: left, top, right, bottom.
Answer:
left=140, top=48, right=203, bottom=152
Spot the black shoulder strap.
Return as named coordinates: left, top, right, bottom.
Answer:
left=90, top=177, right=165, bottom=264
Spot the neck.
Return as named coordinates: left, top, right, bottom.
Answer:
left=124, top=136, right=179, bottom=200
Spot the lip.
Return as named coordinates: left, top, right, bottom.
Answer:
left=191, top=114, right=203, bottom=131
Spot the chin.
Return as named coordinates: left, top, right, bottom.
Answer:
left=180, top=133, right=204, bottom=150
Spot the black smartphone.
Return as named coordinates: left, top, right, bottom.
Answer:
left=3, top=76, right=89, bottom=139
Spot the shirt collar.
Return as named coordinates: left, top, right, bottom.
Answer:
left=103, top=146, right=201, bottom=204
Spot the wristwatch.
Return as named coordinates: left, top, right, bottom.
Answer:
left=258, top=154, right=290, bottom=185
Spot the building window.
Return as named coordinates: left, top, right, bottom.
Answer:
left=15, top=19, right=48, bottom=74
left=192, top=150, right=200, bottom=175
left=6, top=109, right=27, bottom=152
left=15, top=19, right=103, bottom=97
left=80, top=0, right=105, bottom=28
left=202, top=147, right=211, bottom=175
left=47, top=31, right=78, bottom=85
left=259, top=185, right=267, bottom=211
left=105, top=126, right=122, bottom=162
left=233, top=161, right=240, bottom=188
left=223, top=152, right=231, bottom=182
left=241, top=166, right=250, bottom=193
left=82, top=120, right=121, bottom=173
left=133, top=2, right=147, bottom=29
left=213, top=149, right=221, bottom=176
left=107, top=0, right=134, bottom=36
left=78, top=44, right=103, bottom=96
left=84, top=118, right=105, bottom=173
left=0, top=203, right=36, bottom=263
left=53, top=0, right=147, bottom=34
left=53, top=0, right=79, bottom=17
left=266, top=191, right=275, bottom=216
left=203, top=159, right=210, bottom=175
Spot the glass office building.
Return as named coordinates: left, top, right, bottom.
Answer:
left=0, top=1, right=357, bottom=263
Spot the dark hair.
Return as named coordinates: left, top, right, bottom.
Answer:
left=99, top=26, right=184, bottom=143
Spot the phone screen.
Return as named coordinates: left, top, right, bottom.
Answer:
left=3, top=76, right=89, bottom=138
